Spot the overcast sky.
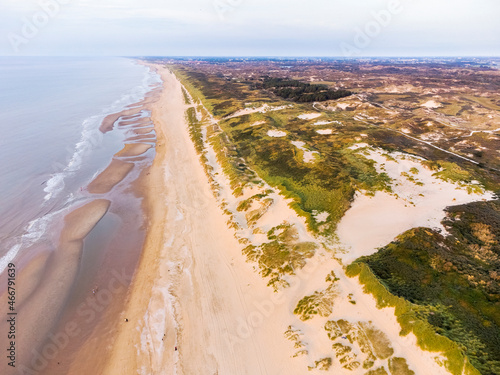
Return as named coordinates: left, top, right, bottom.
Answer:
left=1, top=0, right=498, bottom=56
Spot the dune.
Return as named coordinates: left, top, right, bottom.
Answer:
left=99, top=66, right=453, bottom=375
left=337, top=146, right=494, bottom=263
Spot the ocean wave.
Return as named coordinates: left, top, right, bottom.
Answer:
left=2, top=62, right=162, bottom=273
left=43, top=63, right=160, bottom=204
left=0, top=209, right=63, bottom=274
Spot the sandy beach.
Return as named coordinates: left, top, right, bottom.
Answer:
left=100, top=66, right=308, bottom=374
left=2, top=63, right=483, bottom=375
left=0, top=68, right=162, bottom=374
left=0, top=63, right=475, bottom=375
left=96, top=65, right=458, bottom=375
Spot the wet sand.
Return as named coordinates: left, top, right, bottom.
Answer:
left=87, top=160, right=135, bottom=194
left=99, top=65, right=456, bottom=375
left=115, top=143, right=153, bottom=157
left=120, top=117, right=152, bottom=126
left=0, top=199, right=110, bottom=372
left=100, top=109, right=143, bottom=133
left=100, top=83, right=162, bottom=133
left=131, top=126, right=154, bottom=135
left=0, top=68, right=162, bottom=375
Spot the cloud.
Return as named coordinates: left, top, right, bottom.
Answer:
left=0, top=0, right=498, bottom=56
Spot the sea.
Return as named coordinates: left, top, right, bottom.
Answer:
left=0, top=56, right=160, bottom=275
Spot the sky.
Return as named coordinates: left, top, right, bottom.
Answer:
left=0, top=0, right=499, bottom=56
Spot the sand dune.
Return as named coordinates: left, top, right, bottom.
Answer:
left=337, top=146, right=493, bottom=263
left=102, top=66, right=456, bottom=375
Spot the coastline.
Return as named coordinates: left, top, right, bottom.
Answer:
left=0, top=64, right=162, bottom=374
left=10, top=62, right=481, bottom=374
left=0, top=57, right=495, bottom=375
left=98, top=64, right=463, bottom=375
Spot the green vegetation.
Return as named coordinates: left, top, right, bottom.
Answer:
left=243, top=223, right=317, bottom=290
left=325, top=319, right=396, bottom=371
left=170, top=65, right=269, bottom=117
left=293, top=271, right=338, bottom=320
left=463, top=95, right=500, bottom=111
left=210, top=131, right=258, bottom=194
left=258, top=77, right=352, bottom=103
left=181, top=87, right=191, bottom=104
left=436, top=102, right=462, bottom=116
left=431, top=161, right=473, bottom=184
left=228, top=131, right=393, bottom=234
left=388, top=357, right=415, bottom=375
left=168, top=66, right=215, bottom=112
left=236, top=191, right=273, bottom=211
left=284, top=325, right=308, bottom=357
left=345, top=262, right=481, bottom=375
left=171, top=64, right=397, bottom=235
left=366, top=367, right=388, bottom=375
left=308, top=357, right=333, bottom=371
left=186, top=107, right=203, bottom=153
left=359, top=322, right=394, bottom=360
left=245, top=198, right=273, bottom=227
left=348, top=200, right=500, bottom=375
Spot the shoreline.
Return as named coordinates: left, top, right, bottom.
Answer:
left=0, top=65, right=162, bottom=374
left=8, top=62, right=477, bottom=374
left=99, top=64, right=461, bottom=374
left=40, top=70, right=162, bottom=374
left=98, top=63, right=173, bottom=374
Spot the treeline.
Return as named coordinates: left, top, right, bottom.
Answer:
left=256, top=77, right=352, bottom=102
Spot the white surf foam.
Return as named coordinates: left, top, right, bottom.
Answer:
left=43, top=64, right=161, bottom=203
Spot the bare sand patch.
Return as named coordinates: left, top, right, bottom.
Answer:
left=268, top=129, right=287, bottom=137
left=298, top=112, right=322, bottom=120
left=225, top=104, right=292, bottom=119
left=337, top=145, right=494, bottom=263
left=336, top=103, right=352, bottom=110
left=251, top=120, right=266, bottom=126
left=316, top=129, right=333, bottom=135
left=313, top=120, right=341, bottom=126
left=421, top=100, right=442, bottom=109
left=291, top=140, right=319, bottom=163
